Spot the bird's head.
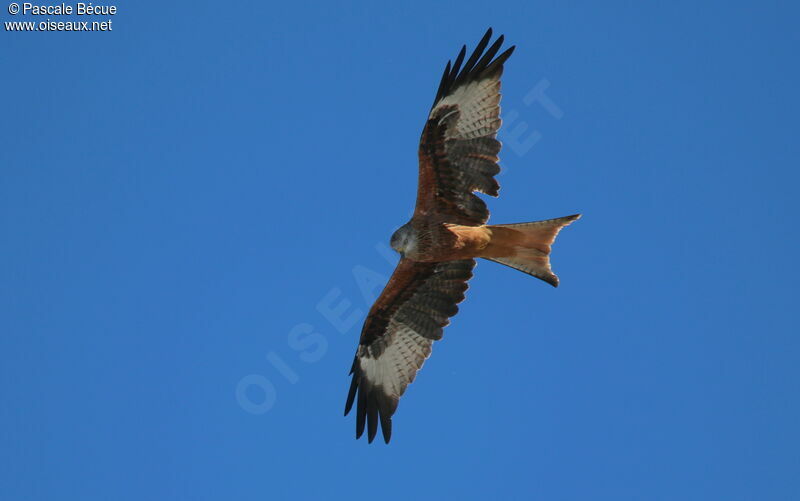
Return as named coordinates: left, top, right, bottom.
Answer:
left=390, top=223, right=417, bottom=255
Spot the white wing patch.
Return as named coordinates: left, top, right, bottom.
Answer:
left=431, top=75, right=502, bottom=140
left=359, top=319, right=433, bottom=398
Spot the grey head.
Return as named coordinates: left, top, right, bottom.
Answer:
left=390, top=222, right=417, bottom=256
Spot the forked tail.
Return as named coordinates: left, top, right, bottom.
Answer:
left=483, top=214, right=581, bottom=287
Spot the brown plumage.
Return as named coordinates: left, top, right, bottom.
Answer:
left=344, top=29, right=580, bottom=443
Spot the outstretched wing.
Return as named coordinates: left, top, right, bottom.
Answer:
left=416, top=28, right=515, bottom=226
left=344, top=258, right=475, bottom=443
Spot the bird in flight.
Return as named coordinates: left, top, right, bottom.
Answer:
left=344, top=29, right=580, bottom=443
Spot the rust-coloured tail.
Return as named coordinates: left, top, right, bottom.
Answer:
left=483, top=214, right=581, bottom=286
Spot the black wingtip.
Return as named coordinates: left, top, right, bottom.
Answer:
left=485, top=45, right=515, bottom=75
left=355, top=380, right=367, bottom=439
left=366, top=397, right=379, bottom=443
left=345, top=361, right=399, bottom=444
left=450, top=45, right=466, bottom=79
left=431, top=28, right=513, bottom=110
left=344, top=388, right=355, bottom=416
left=343, top=358, right=359, bottom=416
left=381, top=416, right=392, bottom=444
left=355, top=419, right=365, bottom=440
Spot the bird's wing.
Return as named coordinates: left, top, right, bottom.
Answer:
left=415, top=28, right=515, bottom=226
left=344, top=257, right=475, bottom=443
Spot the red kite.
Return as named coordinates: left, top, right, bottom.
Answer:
left=344, top=29, right=580, bottom=443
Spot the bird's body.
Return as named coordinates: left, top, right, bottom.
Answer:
left=392, top=220, right=575, bottom=266
left=345, top=29, right=580, bottom=443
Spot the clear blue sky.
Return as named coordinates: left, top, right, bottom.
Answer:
left=2, top=1, right=798, bottom=500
